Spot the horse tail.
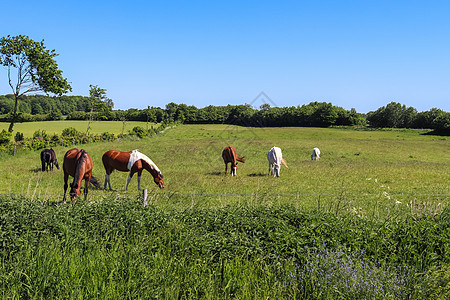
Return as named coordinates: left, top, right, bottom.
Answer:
left=236, top=156, right=245, bottom=163
left=89, top=176, right=101, bottom=189
left=281, top=158, right=288, bottom=168
left=73, top=149, right=87, bottom=180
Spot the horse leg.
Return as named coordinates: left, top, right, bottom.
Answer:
left=137, top=170, right=143, bottom=190
left=104, top=174, right=112, bottom=190
left=84, top=177, right=90, bottom=201
left=224, top=162, right=228, bottom=175
left=125, top=172, right=134, bottom=191
left=63, top=172, right=69, bottom=203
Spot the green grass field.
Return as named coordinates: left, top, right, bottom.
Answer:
left=0, top=120, right=158, bottom=137
left=1, top=124, right=448, bottom=217
left=1, top=123, right=450, bottom=299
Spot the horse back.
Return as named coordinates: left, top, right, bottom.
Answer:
left=63, top=148, right=93, bottom=177
left=102, top=150, right=131, bottom=172
left=222, top=146, right=236, bottom=163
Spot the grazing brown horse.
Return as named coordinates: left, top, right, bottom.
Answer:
left=41, top=148, right=59, bottom=171
left=222, top=146, right=245, bottom=176
left=63, top=148, right=96, bottom=202
left=102, top=149, right=165, bottom=191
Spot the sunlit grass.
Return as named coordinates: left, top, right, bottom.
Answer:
left=0, top=124, right=448, bottom=216
left=0, top=120, right=158, bottom=137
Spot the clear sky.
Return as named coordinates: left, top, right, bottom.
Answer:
left=1, top=0, right=449, bottom=112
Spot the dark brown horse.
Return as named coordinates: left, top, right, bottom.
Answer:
left=41, top=148, right=59, bottom=171
left=222, top=146, right=245, bottom=176
left=63, top=148, right=97, bottom=202
left=102, top=149, right=165, bottom=191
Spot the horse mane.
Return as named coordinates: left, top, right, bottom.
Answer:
left=131, top=150, right=161, bottom=173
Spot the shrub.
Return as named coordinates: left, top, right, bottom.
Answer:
left=33, top=129, right=49, bottom=140
left=130, top=126, right=147, bottom=138
left=61, top=127, right=80, bottom=137
left=14, top=132, right=24, bottom=142
left=0, top=129, right=11, bottom=146
left=101, top=132, right=115, bottom=141
left=49, top=134, right=62, bottom=147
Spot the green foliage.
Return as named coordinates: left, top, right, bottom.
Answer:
left=0, top=129, right=11, bottom=145
left=0, top=198, right=448, bottom=298
left=47, top=109, right=63, bottom=120
left=3, top=92, right=450, bottom=132
left=130, top=126, right=148, bottom=138
left=33, top=129, right=49, bottom=140
left=367, top=102, right=418, bottom=128
left=61, top=127, right=80, bottom=137
left=0, top=35, right=71, bottom=132
left=67, top=110, right=88, bottom=120
left=101, top=131, right=115, bottom=141
left=14, top=131, right=23, bottom=142
left=416, top=264, right=450, bottom=299
left=433, top=112, right=450, bottom=134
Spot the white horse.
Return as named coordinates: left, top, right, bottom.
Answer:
left=267, top=146, right=288, bottom=177
left=311, top=148, right=320, bottom=160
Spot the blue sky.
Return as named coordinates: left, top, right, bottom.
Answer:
left=1, top=0, right=449, bottom=112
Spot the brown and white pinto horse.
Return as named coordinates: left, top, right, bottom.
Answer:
left=63, top=148, right=97, bottom=202
left=102, top=150, right=165, bottom=191
left=222, top=146, right=245, bottom=176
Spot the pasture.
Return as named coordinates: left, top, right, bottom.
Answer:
left=1, top=124, right=449, bottom=298
left=0, top=120, right=157, bottom=137
left=1, top=124, right=448, bottom=216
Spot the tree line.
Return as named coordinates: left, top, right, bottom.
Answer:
left=0, top=94, right=449, bottom=133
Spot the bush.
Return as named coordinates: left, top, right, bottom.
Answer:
left=0, top=129, right=11, bottom=146
left=33, top=130, right=49, bottom=140
left=433, top=112, right=450, bottom=134
left=130, top=126, right=148, bottom=138
left=49, top=134, right=62, bottom=147
left=61, top=127, right=81, bottom=137
left=14, top=132, right=24, bottom=142
left=101, top=132, right=115, bottom=141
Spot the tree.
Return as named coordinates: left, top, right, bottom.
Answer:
left=86, top=85, right=113, bottom=134
left=0, top=35, right=71, bottom=132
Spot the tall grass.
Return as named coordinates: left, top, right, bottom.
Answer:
left=1, top=196, right=448, bottom=298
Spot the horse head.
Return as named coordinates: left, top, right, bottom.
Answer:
left=154, top=172, right=165, bottom=189
left=54, top=159, right=60, bottom=170
left=69, top=182, right=80, bottom=200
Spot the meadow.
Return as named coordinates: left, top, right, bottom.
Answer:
left=1, top=124, right=448, bottom=216
left=0, top=120, right=157, bottom=137
left=1, top=124, right=449, bottom=298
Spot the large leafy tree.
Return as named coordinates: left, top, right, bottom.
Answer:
left=0, top=35, right=71, bottom=132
